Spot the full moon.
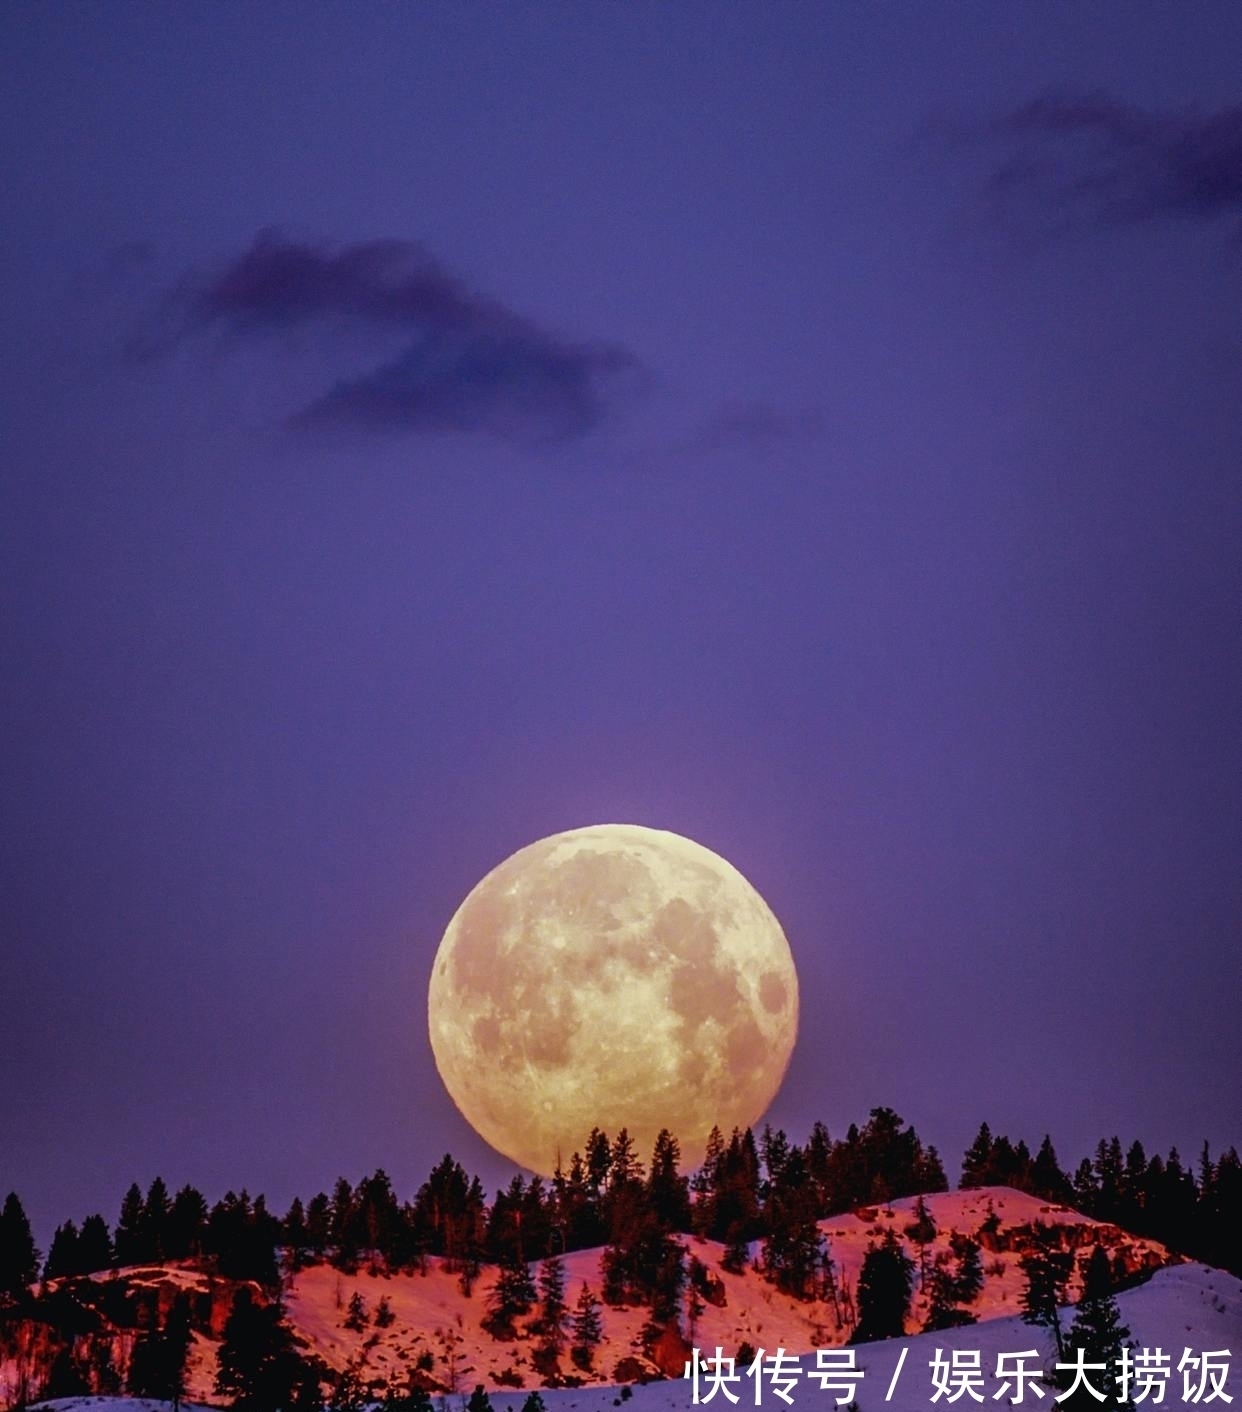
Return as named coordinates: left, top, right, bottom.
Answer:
left=427, top=824, right=799, bottom=1175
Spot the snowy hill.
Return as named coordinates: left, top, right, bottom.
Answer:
left=25, top=1262, right=1242, bottom=1410
left=277, top=1187, right=1171, bottom=1397
left=13, top=1188, right=1240, bottom=1410
left=479, top=1260, right=1242, bottom=1412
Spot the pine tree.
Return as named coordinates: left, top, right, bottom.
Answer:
left=166, top=1291, right=194, bottom=1410
left=466, top=1385, right=493, bottom=1412
left=903, top=1196, right=937, bottom=1289
left=570, top=1283, right=604, bottom=1370
left=806, top=1120, right=833, bottom=1214
left=600, top=1238, right=628, bottom=1306
left=487, top=1175, right=528, bottom=1263
left=642, top=1238, right=686, bottom=1347
left=950, top=1233, right=983, bottom=1304
left=1072, top=1157, right=1099, bottom=1212
left=1059, top=1245, right=1132, bottom=1409
left=1211, top=1147, right=1242, bottom=1275
left=457, top=1175, right=488, bottom=1295
left=709, top=1127, right=761, bottom=1252
left=283, top=1196, right=310, bottom=1273
left=916, top=1144, right=950, bottom=1194
left=761, top=1147, right=825, bottom=1301
left=330, top=1177, right=358, bottom=1267
left=721, top=1227, right=750, bottom=1274
left=383, top=1376, right=433, bottom=1412
left=44, top=1220, right=81, bottom=1280
left=78, top=1213, right=114, bottom=1273
left=819, top=1247, right=845, bottom=1330
left=333, top=1361, right=369, bottom=1412
left=128, top=1290, right=192, bottom=1408
left=215, top=1286, right=306, bottom=1410
left=484, top=1245, right=536, bottom=1337
left=647, top=1128, right=691, bottom=1231
left=535, top=1255, right=568, bottom=1354
left=1019, top=1233, right=1073, bottom=1359
left=521, top=1393, right=547, bottom=1412
left=558, top=1152, right=598, bottom=1249
left=1093, top=1139, right=1125, bottom=1223
left=850, top=1231, right=913, bottom=1343
left=1032, top=1136, right=1071, bottom=1205
left=922, top=1254, right=977, bottom=1331
left=686, top=1259, right=706, bottom=1340
left=761, top=1125, right=792, bottom=1191
left=520, top=1175, right=552, bottom=1260
left=115, top=1182, right=146, bottom=1265
left=0, top=1191, right=40, bottom=1299
left=167, top=1184, right=209, bottom=1260
left=960, top=1123, right=993, bottom=1188
left=609, top=1128, right=643, bottom=1188
left=207, top=1189, right=280, bottom=1286
left=304, top=1192, right=331, bottom=1259
left=585, top=1128, right=613, bottom=1194
left=355, top=1168, right=402, bottom=1266
left=143, top=1175, right=171, bottom=1260
left=692, top=1126, right=726, bottom=1235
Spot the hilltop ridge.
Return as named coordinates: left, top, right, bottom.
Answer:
left=2, top=1187, right=1185, bottom=1407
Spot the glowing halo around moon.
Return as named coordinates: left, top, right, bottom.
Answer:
left=427, top=824, right=799, bottom=1175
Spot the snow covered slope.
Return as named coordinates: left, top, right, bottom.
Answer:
left=277, top=1187, right=1171, bottom=1395
left=28, top=1262, right=1242, bottom=1411
left=19, top=1188, right=1240, bottom=1411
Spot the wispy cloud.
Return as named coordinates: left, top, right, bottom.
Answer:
left=690, top=400, right=826, bottom=453
left=943, top=89, right=1242, bottom=235
left=134, top=231, right=644, bottom=445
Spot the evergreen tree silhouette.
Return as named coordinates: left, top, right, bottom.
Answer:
left=215, top=1286, right=306, bottom=1410
left=115, top=1182, right=146, bottom=1265
left=960, top=1123, right=994, bottom=1188
left=1059, top=1245, right=1132, bottom=1410
left=128, top=1290, right=192, bottom=1407
left=44, top=1220, right=81, bottom=1280
left=535, top=1254, right=568, bottom=1353
left=484, top=1244, right=536, bottom=1337
left=167, top=1184, right=209, bottom=1259
left=570, top=1283, right=604, bottom=1370
left=383, top=1375, right=433, bottom=1411
left=1019, top=1229, right=1073, bottom=1360
left=466, top=1384, right=493, bottom=1412
left=852, top=1231, right=914, bottom=1338
left=77, top=1212, right=113, bottom=1273
left=143, top=1175, right=171, bottom=1260
left=1032, top=1136, right=1072, bottom=1204
left=903, top=1196, right=937, bottom=1289
left=850, top=1231, right=913, bottom=1343
left=0, top=1191, right=39, bottom=1299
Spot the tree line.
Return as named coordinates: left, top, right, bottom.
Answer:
left=1, top=1111, right=1238, bottom=1409
left=3, top=1112, right=1239, bottom=1302
left=3, top=1111, right=1239, bottom=1300
left=1, top=1108, right=944, bottom=1299
left=959, top=1121, right=1242, bottom=1275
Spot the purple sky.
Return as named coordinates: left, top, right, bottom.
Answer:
left=3, top=3, right=1241, bottom=1246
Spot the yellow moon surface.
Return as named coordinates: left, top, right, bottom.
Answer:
left=427, top=824, right=799, bottom=1175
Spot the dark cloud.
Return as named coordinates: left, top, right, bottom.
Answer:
left=136, top=231, right=643, bottom=445
left=295, top=325, right=637, bottom=445
left=967, top=90, right=1242, bottom=233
